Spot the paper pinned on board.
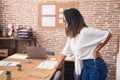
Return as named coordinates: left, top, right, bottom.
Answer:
left=59, top=8, right=64, bottom=12
left=42, top=5, right=55, bottom=15
left=36, top=60, right=57, bottom=69
left=42, top=17, right=55, bottom=27
left=0, top=61, right=20, bottom=66
left=8, top=54, right=27, bottom=59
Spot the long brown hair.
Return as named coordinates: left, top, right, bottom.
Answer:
left=63, top=8, right=88, bottom=38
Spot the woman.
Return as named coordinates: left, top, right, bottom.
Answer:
left=62, top=8, right=112, bottom=80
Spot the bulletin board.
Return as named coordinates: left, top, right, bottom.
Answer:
left=38, top=1, right=77, bottom=30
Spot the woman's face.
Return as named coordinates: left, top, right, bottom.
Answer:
left=63, top=17, right=68, bottom=28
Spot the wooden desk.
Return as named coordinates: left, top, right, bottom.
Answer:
left=65, top=57, right=75, bottom=62
left=0, top=37, right=36, bottom=54
left=0, top=54, right=65, bottom=80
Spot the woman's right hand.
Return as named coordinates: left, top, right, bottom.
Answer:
left=94, top=52, right=103, bottom=61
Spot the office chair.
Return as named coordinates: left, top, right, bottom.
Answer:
left=53, top=70, right=61, bottom=80
left=45, top=50, right=55, bottom=55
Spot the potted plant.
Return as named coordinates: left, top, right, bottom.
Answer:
left=16, top=64, right=22, bottom=71
left=26, top=56, right=30, bottom=63
left=5, top=70, right=11, bottom=80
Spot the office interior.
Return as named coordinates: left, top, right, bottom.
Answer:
left=0, top=0, right=120, bottom=80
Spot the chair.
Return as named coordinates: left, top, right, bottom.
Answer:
left=53, top=70, right=61, bottom=80
left=45, top=50, right=55, bottom=55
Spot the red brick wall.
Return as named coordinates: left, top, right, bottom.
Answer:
left=77, top=0, right=120, bottom=80
left=0, top=0, right=120, bottom=80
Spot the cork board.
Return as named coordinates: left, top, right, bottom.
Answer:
left=38, top=1, right=77, bottom=30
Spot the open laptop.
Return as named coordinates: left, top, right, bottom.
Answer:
left=26, top=47, right=46, bottom=59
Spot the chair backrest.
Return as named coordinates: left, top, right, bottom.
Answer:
left=45, top=50, right=55, bottom=55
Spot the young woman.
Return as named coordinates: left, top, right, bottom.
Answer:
left=62, top=8, right=112, bottom=80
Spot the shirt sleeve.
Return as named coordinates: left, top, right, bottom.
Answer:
left=92, top=28, right=109, bottom=43
left=62, top=37, right=73, bottom=56
left=81, top=28, right=109, bottom=45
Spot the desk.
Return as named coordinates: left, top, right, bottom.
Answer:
left=0, top=54, right=65, bottom=80
left=0, top=37, right=36, bottom=54
left=65, top=57, right=75, bottom=62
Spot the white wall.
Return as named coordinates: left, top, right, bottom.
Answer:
left=116, top=53, right=120, bottom=80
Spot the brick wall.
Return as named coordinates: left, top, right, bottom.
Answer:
left=0, top=0, right=120, bottom=79
left=78, top=0, right=120, bottom=80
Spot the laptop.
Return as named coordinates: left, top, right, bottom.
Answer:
left=26, top=47, right=46, bottom=59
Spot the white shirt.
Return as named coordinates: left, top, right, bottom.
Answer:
left=62, top=27, right=109, bottom=78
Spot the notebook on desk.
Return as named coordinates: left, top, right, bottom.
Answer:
left=26, top=47, right=46, bottom=59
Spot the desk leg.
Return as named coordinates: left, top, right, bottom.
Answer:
left=34, top=39, right=36, bottom=46
left=15, top=40, right=18, bottom=53
left=8, top=40, right=11, bottom=55
left=28, top=40, right=31, bottom=46
left=28, top=39, right=36, bottom=47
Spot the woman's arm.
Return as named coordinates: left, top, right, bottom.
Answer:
left=94, top=32, right=112, bottom=61
left=62, top=38, right=73, bottom=57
